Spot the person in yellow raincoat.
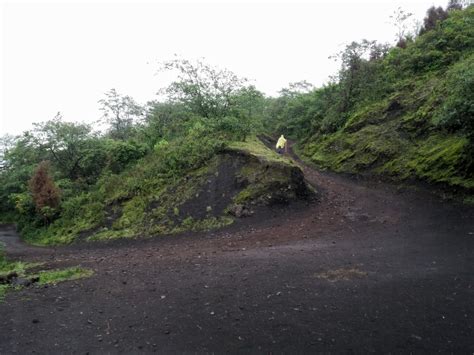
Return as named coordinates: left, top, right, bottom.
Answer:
left=276, top=134, right=287, bottom=154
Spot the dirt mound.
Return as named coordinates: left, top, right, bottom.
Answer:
left=173, top=149, right=314, bottom=223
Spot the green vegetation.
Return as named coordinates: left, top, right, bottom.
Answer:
left=270, top=5, right=473, bottom=194
left=1, top=4, right=472, bottom=247
left=0, top=248, right=30, bottom=277
left=0, top=57, right=307, bottom=245
left=36, top=267, right=93, bottom=285
left=228, top=137, right=294, bottom=165
left=1, top=244, right=92, bottom=301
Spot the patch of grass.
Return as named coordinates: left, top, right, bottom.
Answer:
left=112, top=195, right=148, bottom=231
left=88, top=159, right=223, bottom=240
left=174, top=216, right=234, bottom=233
left=1, top=246, right=89, bottom=301
left=306, top=122, right=406, bottom=174
left=464, top=195, right=474, bottom=205
left=0, top=284, right=8, bottom=301
left=228, top=137, right=295, bottom=165
left=0, top=212, right=17, bottom=224
left=21, top=191, right=106, bottom=246
left=381, top=134, right=473, bottom=189
left=37, top=267, right=93, bottom=285
left=343, top=99, right=390, bottom=133
left=0, top=245, right=31, bottom=277
left=87, top=228, right=136, bottom=241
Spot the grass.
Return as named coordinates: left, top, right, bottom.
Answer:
left=0, top=244, right=34, bottom=279
left=36, top=267, right=94, bottom=285
left=0, top=244, right=93, bottom=301
left=228, top=137, right=295, bottom=165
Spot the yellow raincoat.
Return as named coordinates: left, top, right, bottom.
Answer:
left=276, top=135, right=287, bottom=149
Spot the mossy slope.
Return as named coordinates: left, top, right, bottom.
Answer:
left=300, top=8, right=474, bottom=194
left=302, top=91, right=473, bottom=191
left=25, top=138, right=312, bottom=245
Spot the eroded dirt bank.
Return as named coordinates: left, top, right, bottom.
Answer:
left=0, top=147, right=473, bottom=353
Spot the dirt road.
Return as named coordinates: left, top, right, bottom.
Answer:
left=0, top=148, right=473, bottom=353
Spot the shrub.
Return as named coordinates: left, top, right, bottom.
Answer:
left=28, top=161, right=60, bottom=222
left=433, top=54, right=474, bottom=133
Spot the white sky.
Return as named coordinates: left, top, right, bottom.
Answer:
left=1, top=0, right=445, bottom=135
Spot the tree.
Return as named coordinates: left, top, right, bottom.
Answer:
left=419, top=6, right=449, bottom=35
left=332, top=40, right=378, bottom=113
left=447, top=0, right=464, bottom=11
left=278, top=81, right=314, bottom=98
left=29, top=161, right=60, bottom=223
left=142, top=101, right=192, bottom=145
left=389, top=7, right=417, bottom=47
left=0, top=134, right=16, bottom=171
left=32, top=114, right=100, bottom=180
left=158, top=58, right=247, bottom=119
left=232, top=85, right=265, bottom=120
left=99, top=89, right=144, bottom=140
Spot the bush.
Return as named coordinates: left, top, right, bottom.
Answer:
left=105, top=140, right=148, bottom=174
left=28, top=161, right=60, bottom=223
left=433, top=54, right=474, bottom=133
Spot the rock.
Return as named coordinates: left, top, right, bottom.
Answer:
left=11, top=277, right=31, bottom=287
left=30, top=276, right=40, bottom=283
left=0, top=272, right=18, bottom=284
left=228, top=204, right=253, bottom=218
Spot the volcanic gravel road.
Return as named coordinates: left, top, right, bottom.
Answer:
left=0, top=146, right=473, bottom=353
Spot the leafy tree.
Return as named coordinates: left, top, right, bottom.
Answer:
left=99, top=89, right=144, bottom=140
left=332, top=40, right=388, bottom=115
left=278, top=81, right=314, bottom=98
left=389, top=7, right=417, bottom=47
left=141, top=101, right=192, bottom=146
left=419, top=6, right=448, bottom=35
left=227, top=85, right=266, bottom=140
left=434, top=55, right=474, bottom=132
left=104, top=140, right=148, bottom=174
left=0, top=134, right=16, bottom=171
left=447, top=0, right=464, bottom=11
left=0, top=132, right=47, bottom=218
left=32, top=114, right=101, bottom=181
left=159, top=58, right=247, bottom=119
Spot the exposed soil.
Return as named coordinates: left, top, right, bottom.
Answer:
left=175, top=153, right=246, bottom=221
left=0, top=143, right=473, bottom=353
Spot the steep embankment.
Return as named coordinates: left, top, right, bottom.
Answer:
left=22, top=138, right=313, bottom=245
left=299, top=7, right=473, bottom=197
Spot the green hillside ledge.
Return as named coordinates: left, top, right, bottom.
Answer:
left=227, top=137, right=314, bottom=206
left=20, top=138, right=313, bottom=246
left=227, top=137, right=295, bottom=166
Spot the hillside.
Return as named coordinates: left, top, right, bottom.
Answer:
left=1, top=3, right=474, bottom=352
left=1, top=5, right=472, bottom=248
left=14, top=137, right=312, bottom=245
left=270, top=6, right=473, bottom=198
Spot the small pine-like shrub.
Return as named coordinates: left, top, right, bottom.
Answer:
left=28, top=161, right=61, bottom=222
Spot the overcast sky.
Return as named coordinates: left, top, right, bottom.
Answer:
left=1, top=0, right=446, bottom=135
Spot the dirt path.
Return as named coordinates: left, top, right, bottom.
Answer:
left=0, top=224, right=52, bottom=259
left=0, top=147, right=473, bottom=353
